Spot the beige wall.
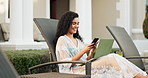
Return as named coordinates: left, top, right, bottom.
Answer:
left=33, top=0, right=47, bottom=41
left=92, top=0, right=119, bottom=39
left=33, top=0, right=47, bottom=18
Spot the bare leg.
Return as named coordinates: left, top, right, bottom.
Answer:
left=134, top=74, right=148, bottom=78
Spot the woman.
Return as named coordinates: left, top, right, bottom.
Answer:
left=54, top=11, right=147, bottom=78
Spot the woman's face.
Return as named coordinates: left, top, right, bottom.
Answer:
left=68, top=17, right=79, bottom=34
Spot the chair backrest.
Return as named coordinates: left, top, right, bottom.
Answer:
left=93, top=39, right=114, bottom=59
left=0, top=50, right=19, bottom=78
left=33, top=18, right=59, bottom=61
left=106, top=26, right=145, bottom=70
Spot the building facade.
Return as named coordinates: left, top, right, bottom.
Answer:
left=0, top=0, right=148, bottom=53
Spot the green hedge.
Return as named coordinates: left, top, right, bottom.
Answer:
left=4, top=48, right=121, bottom=75
left=5, top=49, right=51, bottom=75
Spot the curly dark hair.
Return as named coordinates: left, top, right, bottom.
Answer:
left=53, top=11, right=83, bottom=48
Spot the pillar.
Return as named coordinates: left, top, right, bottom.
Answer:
left=0, top=0, right=42, bottom=50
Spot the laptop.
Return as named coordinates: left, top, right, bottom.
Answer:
left=93, top=39, right=114, bottom=59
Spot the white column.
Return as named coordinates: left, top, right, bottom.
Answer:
left=10, top=0, right=34, bottom=43
left=131, top=0, right=145, bottom=35
left=9, top=0, right=23, bottom=43
left=0, top=0, right=42, bottom=50
left=116, top=0, right=131, bottom=35
left=70, top=0, right=92, bottom=44
left=22, top=0, right=34, bottom=43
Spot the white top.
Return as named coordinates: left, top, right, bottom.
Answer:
left=56, top=35, right=87, bottom=73
left=56, top=35, right=147, bottom=78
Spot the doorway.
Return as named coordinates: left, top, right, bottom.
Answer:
left=50, top=0, right=69, bottom=19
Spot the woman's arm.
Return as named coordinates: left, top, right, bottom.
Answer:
left=87, top=42, right=98, bottom=60
left=87, top=49, right=95, bottom=60
left=72, top=44, right=94, bottom=61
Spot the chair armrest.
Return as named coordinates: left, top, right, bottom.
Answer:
left=29, top=61, right=91, bottom=75
left=125, top=56, right=148, bottom=59
left=79, top=58, right=97, bottom=66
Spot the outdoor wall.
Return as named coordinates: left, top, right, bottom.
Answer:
left=33, top=0, right=46, bottom=18
left=92, top=0, right=119, bottom=39
left=33, top=0, right=47, bottom=41
left=131, top=0, right=146, bottom=40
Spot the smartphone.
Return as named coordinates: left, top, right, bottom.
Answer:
left=91, top=38, right=99, bottom=44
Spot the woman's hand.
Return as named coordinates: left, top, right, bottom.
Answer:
left=87, top=42, right=98, bottom=60
left=72, top=42, right=98, bottom=61
left=72, top=43, right=95, bottom=61
left=90, top=42, right=98, bottom=52
left=81, top=43, right=95, bottom=54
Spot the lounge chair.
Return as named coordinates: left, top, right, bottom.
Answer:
left=0, top=49, right=90, bottom=78
left=106, top=26, right=148, bottom=71
left=30, top=18, right=91, bottom=76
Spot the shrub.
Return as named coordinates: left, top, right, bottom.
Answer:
left=5, top=49, right=51, bottom=75
left=4, top=48, right=121, bottom=75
